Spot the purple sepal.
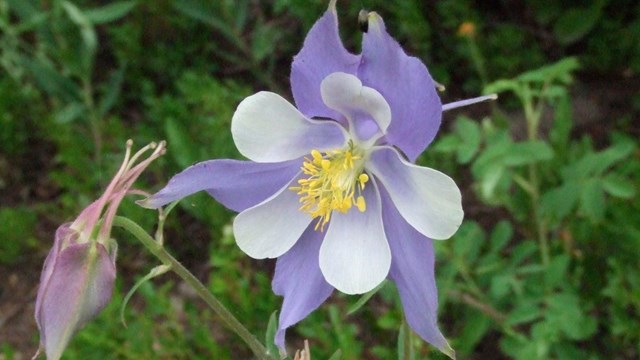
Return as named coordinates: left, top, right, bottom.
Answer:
left=141, top=159, right=300, bottom=212
left=34, top=224, right=116, bottom=360
left=380, top=188, right=454, bottom=356
left=358, top=14, right=442, bottom=162
left=291, top=7, right=360, bottom=121
left=272, top=225, right=333, bottom=349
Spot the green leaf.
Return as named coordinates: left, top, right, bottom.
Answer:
left=62, top=1, right=97, bottom=56
left=506, top=301, right=542, bottom=326
left=5, top=0, right=41, bottom=20
left=98, top=64, right=126, bottom=118
left=84, top=1, right=137, bottom=24
left=397, top=323, right=415, bottom=360
left=490, top=274, right=512, bottom=299
left=453, top=221, right=485, bottom=264
left=264, top=311, right=279, bottom=357
left=517, top=57, right=580, bottom=84
left=164, top=117, right=199, bottom=168
left=489, top=221, right=513, bottom=253
left=120, top=264, right=171, bottom=327
left=432, top=134, right=460, bottom=153
left=602, top=174, right=636, bottom=199
left=545, top=292, right=597, bottom=340
left=55, top=102, right=86, bottom=124
left=580, top=179, right=606, bottom=222
left=172, top=0, right=238, bottom=45
left=328, top=349, right=343, bottom=360
left=252, top=24, right=281, bottom=62
left=510, top=240, right=537, bottom=267
left=23, top=57, right=82, bottom=102
left=504, top=141, right=554, bottom=166
left=454, top=116, right=482, bottom=164
left=540, top=183, right=579, bottom=221
left=553, top=2, right=605, bottom=44
left=483, top=79, right=520, bottom=96
left=347, top=280, right=387, bottom=315
left=455, top=311, right=492, bottom=354
left=549, top=95, right=573, bottom=149
left=544, top=254, right=570, bottom=289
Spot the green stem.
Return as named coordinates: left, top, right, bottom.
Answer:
left=401, top=319, right=413, bottom=360
left=521, top=86, right=550, bottom=267
left=112, top=216, right=274, bottom=360
left=466, top=37, right=488, bottom=88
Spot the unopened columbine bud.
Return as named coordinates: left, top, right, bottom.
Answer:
left=33, top=140, right=166, bottom=360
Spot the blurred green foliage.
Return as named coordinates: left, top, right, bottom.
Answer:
left=1, top=0, right=639, bottom=359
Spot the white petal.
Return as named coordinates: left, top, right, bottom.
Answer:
left=319, top=180, right=391, bottom=294
left=367, top=146, right=463, bottom=240
left=233, top=174, right=312, bottom=259
left=320, top=72, right=391, bottom=135
left=232, top=92, right=347, bottom=162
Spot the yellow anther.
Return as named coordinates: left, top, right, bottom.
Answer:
left=292, top=147, right=369, bottom=231
left=356, top=196, right=366, bottom=212
left=358, top=173, right=369, bottom=189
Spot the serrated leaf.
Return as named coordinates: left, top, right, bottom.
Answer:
left=84, top=1, right=137, bottom=24
left=602, top=174, right=636, bottom=198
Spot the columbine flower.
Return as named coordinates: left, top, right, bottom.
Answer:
left=142, top=1, right=493, bottom=357
left=34, top=141, right=165, bottom=360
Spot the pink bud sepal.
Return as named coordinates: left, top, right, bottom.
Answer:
left=34, top=223, right=117, bottom=360
left=33, top=141, right=165, bottom=360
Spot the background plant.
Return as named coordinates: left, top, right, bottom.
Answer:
left=1, top=0, right=638, bottom=359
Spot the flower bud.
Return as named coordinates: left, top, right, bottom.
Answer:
left=33, top=141, right=165, bottom=359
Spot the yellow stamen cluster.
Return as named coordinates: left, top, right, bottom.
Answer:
left=290, top=146, right=369, bottom=231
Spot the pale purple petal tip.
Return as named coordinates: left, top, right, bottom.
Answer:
left=273, top=226, right=333, bottom=349
left=35, top=241, right=116, bottom=360
left=442, top=94, right=497, bottom=111
left=380, top=187, right=454, bottom=356
left=291, top=6, right=360, bottom=120
left=140, top=159, right=300, bottom=212
left=359, top=13, right=442, bottom=161
left=34, top=224, right=76, bottom=325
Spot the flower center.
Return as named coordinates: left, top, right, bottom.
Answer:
left=290, top=141, right=369, bottom=231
